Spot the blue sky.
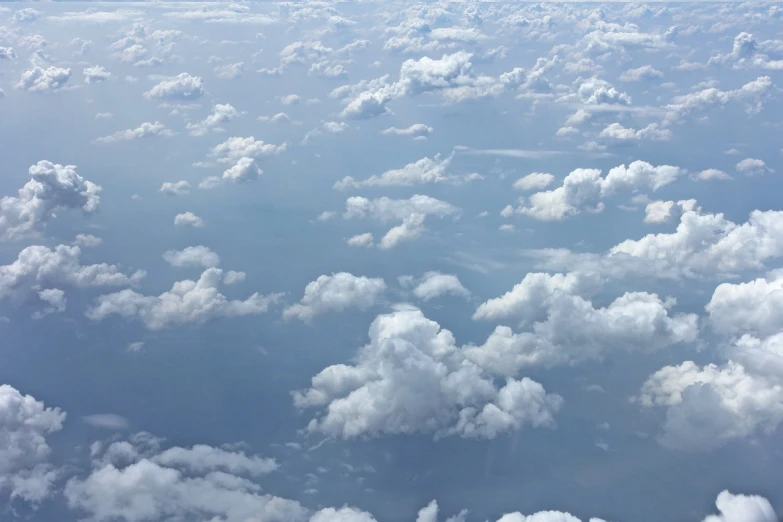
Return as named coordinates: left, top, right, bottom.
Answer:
left=1, top=2, right=783, bottom=522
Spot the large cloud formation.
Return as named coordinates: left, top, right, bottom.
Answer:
left=1, top=161, right=102, bottom=240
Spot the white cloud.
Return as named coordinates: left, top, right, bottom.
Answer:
left=736, top=158, right=773, bottom=176
left=223, top=271, right=246, bottom=285
left=208, top=136, right=287, bottom=163
left=174, top=212, right=204, bottom=228
left=65, top=434, right=306, bottom=522
left=665, top=76, right=774, bottom=122
left=73, top=234, right=102, bottom=247
left=283, top=272, right=386, bottom=322
left=618, top=65, right=663, bottom=82
left=214, top=62, right=245, bottom=79
left=144, top=73, right=204, bottom=100
left=222, top=157, right=261, bottom=182
left=335, top=154, right=476, bottom=190
left=401, top=272, right=470, bottom=301
left=83, top=65, right=111, bottom=84
left=706, top=273, right=783, bottom=338
left=513, top=161, right=681, bottom=221
left=346, top=233, right=374, bottom=247
left=636, top=358, right=783, bottom=451
left=467, top=288, right=696, bottom=375
left=513, top=173, right=555, bottom=192
left=343, top=194, right=459, bottom=222
left=0, top=162, right=99, bottom=241
left=694, top=169, right=733, bottom=181
left=293, top=308, right=563, bottom=439
left=598, top=122, right=671, bottom=141
left=160, top=181, right=191, bottom=196
left=163, top=246, right=221, bottom=269
left=87, top=268, right=281, bottom=330
left=644, top=199, right=699, bottom=224
left=0, top=244, right=145, bottom=306
left=186, top=103, right=239, bottom=136
left=16, top=66, right=72, bottom=93
left=0, top=384, right=65, bottom=503
left=95, top=121, right=172, bottom=143
left=530, top=208, right=783, bottom=279
left=13, top=8, right=41, bottom=23
left=380, top=124, right=433, bottom=137
left=33, top=288, right=67, bottom=318
left=702, top=490, right=778, bottom=522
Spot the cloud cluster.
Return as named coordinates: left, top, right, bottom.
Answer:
left=283, top=272, right=386, bottom=322
left=87, top=268, right=281, bottom=329
left=294, top=308, right=564, bottom=439
left=1, top=161, right=102, bottom=239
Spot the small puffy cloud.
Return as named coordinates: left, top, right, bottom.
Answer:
left=294, top=308, right=563, bottom=439
left=186, top=103, right=239, bottom=136
left=16, top=66, right=72, bottom=93
left=694, top=169, right=732, bottom=181
left=83, top=65, right=111, bottom=84
left=0, top=384, right=66, bottom=504
left=598, top=122, right=671, bottom=141
left=1, top=161, right=101, bottom=240
left=401, top=272, right=470, bottom=301
left=73, top=234, right=102, bottom=247
left=618, top=65, right=663, bottom=82
left=162, top=246, right=220, bottom=268
left=736, top=158, right=773, bottom=176
left=222, top=157, right=260, bottom=182
left=513, top=173, right=555, bottom=191
left=223, top=271, right=246, bottom=285
left=87, top=268, right=281, bottom=330
left=283, top=272, right=386, bottom=322
left=174, top=212, right=204, bottom=228
left=144, top=73, right=204, bottom=100
left=0, top=47, right=17, bottom=61
left=380, top=124, right=433, bottom=137
left=208, top=136, right=287, bottom=163
left=335, top=154, right=475, bottom=190
left=512, top=161, right=681, bottom=221
left=95, top=121, right=172, bottom=143
left=575, top=77, right=632, bottom=105
left=644, top=199, right=699, bottom=224
left=258, top=112, right=294, bottom=124
left=33, top=288, right=66, bottom=318
left=160, top=181, right=191, bottom=196
left=0, top=244, right=145, bottom=306
left=347, top=233, right=374, bottom=247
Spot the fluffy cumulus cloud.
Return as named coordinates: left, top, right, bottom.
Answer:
left=293, top=308, right=563, bottom=439
left=83, top=65, right=111, bottom=84
left=529, top=208, right=783, bottom=279
left=208, top=136, right=288, bottom=163
left=665, top=76, right=774, bottom=122
left=95, top=121, right=172, bottom=143
left=86, top=268, right=281, bottom=330
left=162, top=246, right=221, bottom=269
left=400, top=272, right=470, bottom=301
left=342, top=194, right=459, bottom=249
left=174, top=211, right=204, bottom=228
left=644, top=199, right=699, bottom=224
left=338, top=51, right=527, bottom=119
left=1, top=161, right=102, bottom=239
left=510, top=161, right=681, bottom=221
left=65, top=434, right=306, bottom=522
left=513, top=173, right=555, bottom=192
left=0, top=244, right=145, bottom=308
left=335, top=154, right=477, bottom=190
left=283, top=272, right=386, bottom=322
left=0, top=385, right=66, bottom=503
left=16, top=66, right=72, bottom=93
left=186, top=103, right=240, bottom=136
left=380, top=123, right=433, bottom=137
left=467, top=285, right=697, bottom=375
left=144, top=72, right=205, bottom=100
